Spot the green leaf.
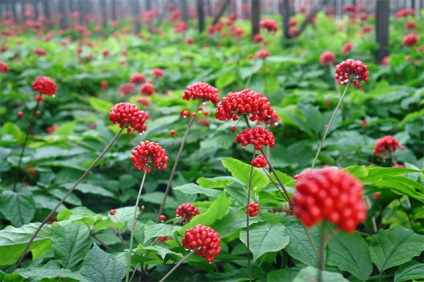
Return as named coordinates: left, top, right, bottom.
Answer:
left=239, top=60, right=263, bottom=80
left=211, top=210, right=262, bottom=238
left=200, top=135, right=233, bottom=150
left=0, top=223, right=53, bottom=266
left=62, top=183, right=115, bottom=198
left=267, top=268, right=299, bottom=282
left=239, top=222, right=289, bottom=261
left=80, top=244, right=126, bottom=282
left=52, top=121, right=76, bottom=136
left=369, top=228, right=424, bottom=272
left=282, top=217, right=320, bottom=267
left=1, top=121, right=24, bottom=143
left=278, top=105, right=314, bottom=137
left=89, top=97, right=114, bottom=114
left=266, top=56, right=304, bottom=64
left=173, top=183, right=222, bottom=197
left=0, top=190, right=35, bottom=227
left=221, top=158, right=269, bottom=193
left=293, top=266, right=349, bottom=282
left=137, top=245, right=177, bottom=260
left=15, top=267, right=88, bottom=281
left=327, top=232, right=372, bottom=281
left=51, top=223, right=92, bottom=269
left=216, top=72, right=236, bottom=89
left=196, top=176, right=238, bottom=188
left=180, top=190, right=230, bottom=232
left=143, top=222, right=181, bottom=244
left=394, top=261, right=424, bottom=282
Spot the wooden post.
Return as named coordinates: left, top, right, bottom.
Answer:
left=212, top=0, right=230, bottom=25
left=282, top=0, right=290, bottom=39
left=181, top=0, right=189, bottom=22
left=251, top=0, right=260, bottom=38
left=197, top=0, right=205, bottom=33
left=376, top=0, right=390, bottom=62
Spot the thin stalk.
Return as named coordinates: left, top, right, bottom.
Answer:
left=300, top=222, right=320, bottom=262
left=311, top=79, right=351, bottom=169
left=91, top=233, right=115, bottom=253
left=246, top=151, right=255, bottom=282
left=110, top=227, right=128, bottom=249
left=13, top=98, right=41, bottom=191
left=16, top=126, right=126, bottom=268
left=157, top=103, right=199, bottom=222
left=318, top=222, right=326, bottom=282
left=126, top=169, right=148, bottom=282
left=159, top=249, right=196, bottom=282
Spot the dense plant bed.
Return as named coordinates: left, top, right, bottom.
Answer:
left=0, top=7, right=423, bottom=282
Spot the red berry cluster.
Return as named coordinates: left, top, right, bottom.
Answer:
left=109, top=102, right=150, bottom=134
left=319, top=51, right=336, bottom=65
left=293, top=168, right=367, bottom=233
left=246, top=203, right=260, bottom=217
left=342, top=42, right=353, bottom=55
left=176, top=203, right=199, bottom=223
left=335, top=59, right=369, bottom=88
left=256, top=50, right=271, bottom=59
left=182, top=225, right=221, bottom=263
left=33, top=48, right=47, bottom=56
left=182, top=82, right=220, bottom=106
left=402, top=33, right=418, bottom=47
left=259, top=19, right=278, bottom=32
left=215, top=89, right=274, bottom=122
left=130, top=73, right=146, bottom=84
left=0, top=61, right=9, bottom=74
left=118, top=83, right=135, bottom=96
left=262, top=111, right=280, bottom=126
left=32, top=76, right=57, bottom=96
left=131, top=141, right=169, bottom=173
left=140, top=82, right=155, bottom=96
left=374, top=135, right=405, bottom=161
left=236, top=127, right=275, bottom=150
left=152, top=68, right=164, bottom=78
left=251, top=154, right=267, bottom=168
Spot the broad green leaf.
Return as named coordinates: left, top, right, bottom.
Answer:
left=239, top=60, right=263, bottom=80
left=173, top=183, right=222, bottom=197
left=327, top=232, right=372, bottom=281
left=62, top=183, right=115, bottom=198
left=1, top=121, right=24, bottom=142
left=278, top=105, right=314, bottom=137
left=80, top=244, right=126, bottom=282
left=282, top=217, right=320, bottom=267
left=32, top=146, right=87, bottom=160
left=143, top=222, right=181, bottom=244
left=180, top=190, right=230, bottom=232
left=267, top=268, right=299, bottom=282
left=293, top=266, right=349, bottom=282
left=52, top=121, right=76, bottom=136
left=196, top=176, right=238, bottom=188
left=200, top=135, right=233, bottom=150
left=51, top=223, right=92, bottom=269
left=211, top=210, right=262, bottom=238
left=89, top=97, right=114, bottom=114
left=239, top=222, right=289, bottom=261
left=0, top=190, right=35, bottom=227
left=15, top=267, right=88, bottom=281
left=369, top=228, right=424, bottom=272
left=221, top=158, right=269, bottom=193
left=216, top=72, right=236, bottom=89
left=0, top=223, right=53, bottom=266
left=394, top=261, right=424, bottom=282
left=266, top=56, right=304, bottom=64
left=137, top=245, right=178, bottom=260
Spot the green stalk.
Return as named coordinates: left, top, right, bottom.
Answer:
left=159, top=249, right=196, bottom=282
left=246, top=150, right=255, bottom=282
left=126, top=169, right=148, bottom=282
left=311, top=79, right=351, bottom=169
left=16, top=125, right=126, bottom=268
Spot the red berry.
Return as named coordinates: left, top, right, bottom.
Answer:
left=180, top=110, right=190, bottom=118
left=170, top=130, right=176, bottom=136
left=32, top=76, right=57, bottom=96
left=109, top=209, right=116, bottom=216
left=35, top=110, right=41, bottom=116
left=176, top=203, right=199, bottom=223
left=192, top=112, right=197, bottom=117
left=157, top=236, right=169, bottom=242
left=251, top=154, right=267, bottom=168
left=246, top=203, right=260, bottom=217
left=182, top=82, right=220, bottom=106
left=152, top=68, right=164, bottom=78
left=203, top=111, right=209, bottom=116
left=182, top=225, right=221, bottom=262
left=30, top=169, right=37, bottom=175
left=0, top=61, right=9, bottom=74
left=17, top=111, right=23, bottom=117
left=159, top=215, right=166, bottom=221
left=293, top=167, right=367, bottom=233
left=131, top=141, right=169, bottom=173
left=231, top=126, right=236, bottom=132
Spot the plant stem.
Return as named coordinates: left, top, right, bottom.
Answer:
left=91, top=233, right=115, bottom=253
left=157, top=105, right=198, bottom=222
left=318, top=222, right=326, bottom=282
left=246, top=150, right=255, bottom=282
left=13, top=98, right=41, bottom=191
left=110, top=227, right=128, bottom=249
left=126, top=169, right=148, bottom=282
left=16, top=126, right=126, bottom=268
left=311, top=79, right=351, bottom=169
left=159, top=249, right=195, bottom=282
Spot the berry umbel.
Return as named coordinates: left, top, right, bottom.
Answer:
left=374, top=135, right=405, bottom=161
left=236, top=127, right=275, bottom=150
left=182, top=82, right=220, bottom=106
left=182, top=225, right=221, bottom=263
left=335, top=59, right=369, bottom=88
left=176, top=203, right=199, bottom=223
left=109, top=102, right=150, bottom=134
left=32, top=76, right=57, bottom=96
left=131, top=141, right=169, bottom=173
left=293, top=167, right=367, bottom=233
